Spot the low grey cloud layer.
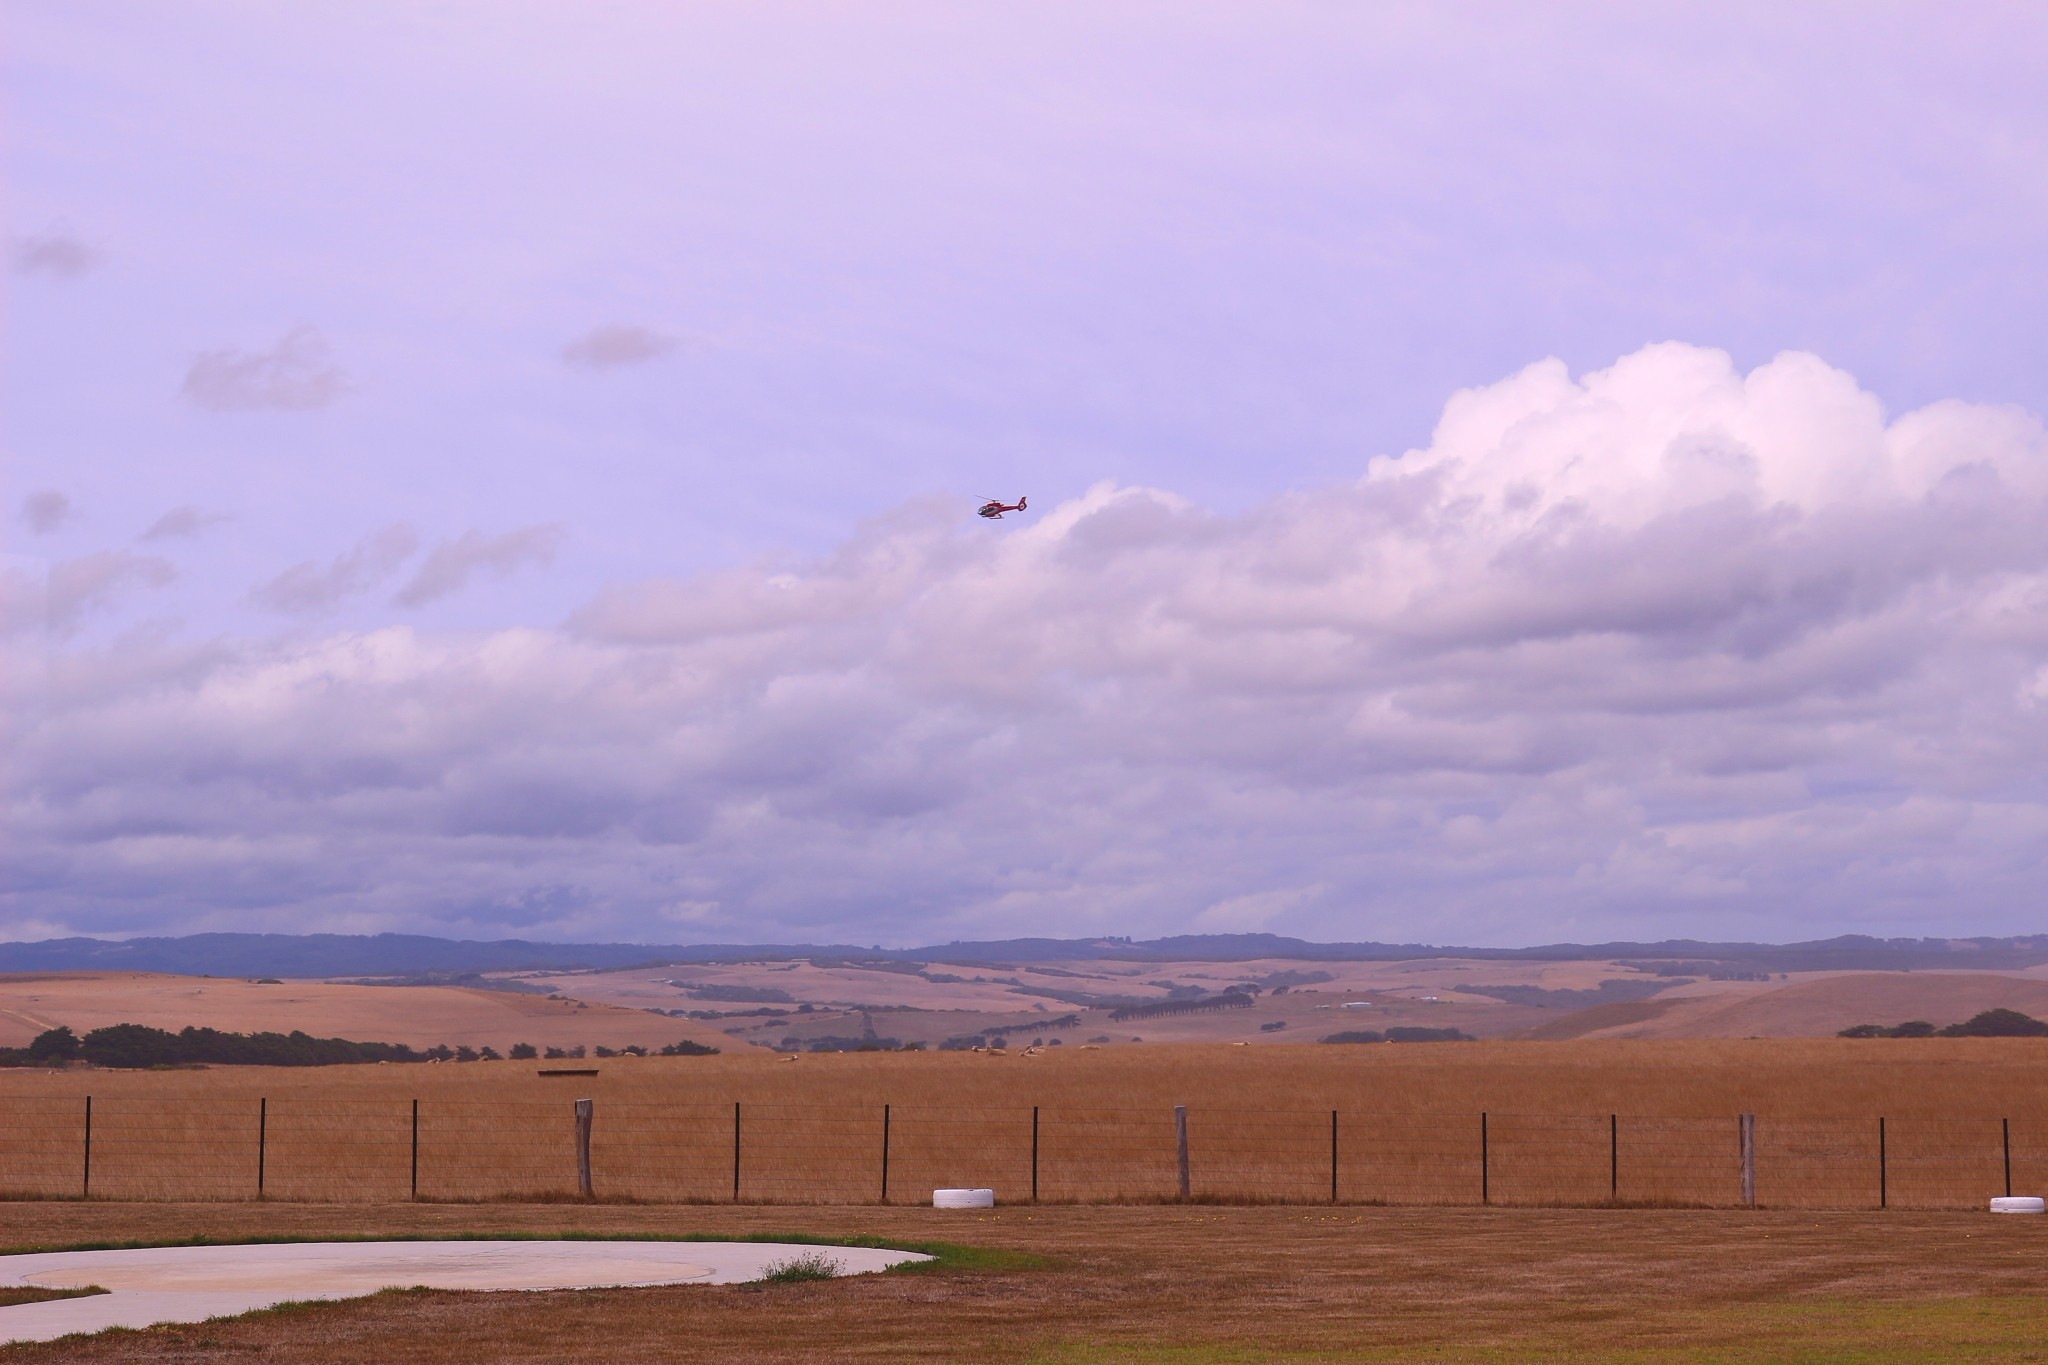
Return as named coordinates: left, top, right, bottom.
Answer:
left=182, top=327, right=350, bottom=412
left=8, top=345, right=2047, bottom=944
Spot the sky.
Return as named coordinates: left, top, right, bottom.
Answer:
left=5, top=2, right=2047, bottom=947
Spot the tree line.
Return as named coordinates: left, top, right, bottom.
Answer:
left=0, top=1024, right=716, bottom=1069
left=1838, top=1008, right=2048, bottom=1038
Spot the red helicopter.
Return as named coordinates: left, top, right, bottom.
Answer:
left=977, top=495, right=1028, bottom=519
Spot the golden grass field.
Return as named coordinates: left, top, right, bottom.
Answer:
left=0, top=973, right=730, bottom=1054
left=534, top=956, right=2048, bottom=1046
left=4, top=1200, right=2048, bottom=1362
left=6, top=1040, right=2048, bottom=1210
left=13, top=964, right=2048, bottom=1061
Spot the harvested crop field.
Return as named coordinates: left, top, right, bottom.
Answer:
left=6, top=1041, right=2048, bottom=1210
left=0, top=974, right=728, bottom=1055
left=4, top=1201, right=2048, bottom=1362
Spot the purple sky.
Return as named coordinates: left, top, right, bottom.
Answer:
left=5, top=3, right=2047, bottom=946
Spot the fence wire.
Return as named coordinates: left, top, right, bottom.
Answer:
left=2, top=1097, right=2040, bottom=1209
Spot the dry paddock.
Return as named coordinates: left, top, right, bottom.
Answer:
left=6, top=1040, right=2048, bottom=1209
left=5, top=1201, right=2048, bottom=1363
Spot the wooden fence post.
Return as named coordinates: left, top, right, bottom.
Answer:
left=880, top=1104, right=890, bottom=1203
left=1174, top=1105, right=1190, bottom=1199
left=1739, top=1113, right=1756, bottom=1208
left=1878, top=1116, right=1886, bottom=1210
left=82, top=1095, right=92, bottom=1199
left=1609, top=1114, right=1618, bottom=1202
left=1480, top=1112, right=1489, bottom=1205
left=1330, top=1110, right=1339, bottom=1205
left=732, top=1101, right=741, bottom=1202
left=2004, top=1118, right=2012, bottom=1198
left=258, top=1097, right=267, bottom=1197
left=1031, top=1106, right=1040, bottom=1203
left=574, top=1098, right=594, bottom=1198
left=410, top=1099, right=419, bottom=1201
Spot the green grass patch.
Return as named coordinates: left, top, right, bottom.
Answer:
left=1023, top=1296, right=2048, bottom=1364
left=0, top=1284, right=107, bottom=1309
left=755, top=1251, right=843, bottom=1283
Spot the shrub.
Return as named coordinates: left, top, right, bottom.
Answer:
left=1387, top=1027, right=1473, bottom=1043
left=757, top=1252, right=841, bottom=1283
left=509, top=1043, right=538, bottom=1060
left=658, top=1040, right=719, bottom=1056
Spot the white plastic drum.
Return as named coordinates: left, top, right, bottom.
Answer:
left=932, top=1188, right=996, bottom=1209
left=1989, top=1196, right=2045, bottom=1213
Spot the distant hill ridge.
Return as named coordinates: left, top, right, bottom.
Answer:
left=3, top=930, right=2047, bottom=979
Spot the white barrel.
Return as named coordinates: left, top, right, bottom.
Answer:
left=1989, top=1196, right=2044, bottom=1213
left=932, top=1187, right=995, bottom=1209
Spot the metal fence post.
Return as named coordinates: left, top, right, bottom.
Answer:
left=1739, top=1113, right=1756, bottom=1208
left=410, top=1099, right=419, bottom=1201
left=82, top=1095, right=92, bottom=1199
left=1878, top=1116, right=1886, bottom=1210
left=880, top=1104, right=890, bottom=1203
left=2004, top=1118, right=2012, bottom=1198
left=1330, top=1110, right=1339, bottom=1205
left=1609, top=1114, right=1618, bottom=1202
left=1031, top=1106, right=1040, bottom=1202
left=1174, top=1105, right=1190, bottom=1199
left=574, top=1098, right=594, bottom=1198
left=732, top=1101, right=741, bottom=1202
left=258, top=1097, right=267, bottom=1197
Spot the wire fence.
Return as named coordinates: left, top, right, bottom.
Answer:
left=2, top=1096, right=2043, bottom=1208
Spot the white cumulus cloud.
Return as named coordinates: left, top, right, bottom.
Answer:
left=9, top=344, right=2048, bottom=945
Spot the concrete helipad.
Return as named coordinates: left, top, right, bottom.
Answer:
left=0, top=1239, right=928, bottom=1344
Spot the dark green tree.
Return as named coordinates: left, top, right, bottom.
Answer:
left=27, top=1026, right=80, bottom=1062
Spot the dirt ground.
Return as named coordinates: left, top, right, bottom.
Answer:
left=3, top=1202, right=2046, bottom=1363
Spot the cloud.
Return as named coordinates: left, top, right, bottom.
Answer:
left=44, top=551, right=177, bottom=631
left=10, top=344, right=2048, bottom=945
left=393, top=524, right=566, bottom=607
left=250, top=523, right=418, bottom=616
left=140, top=506, right=232, bottom=542
left=560, top=324, right=679, bottom=369
left=182, top=327, right=351, bottom=412
left=13, top=227, right=103, bottom=279
left=22, top=490, right=75, bottom=535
